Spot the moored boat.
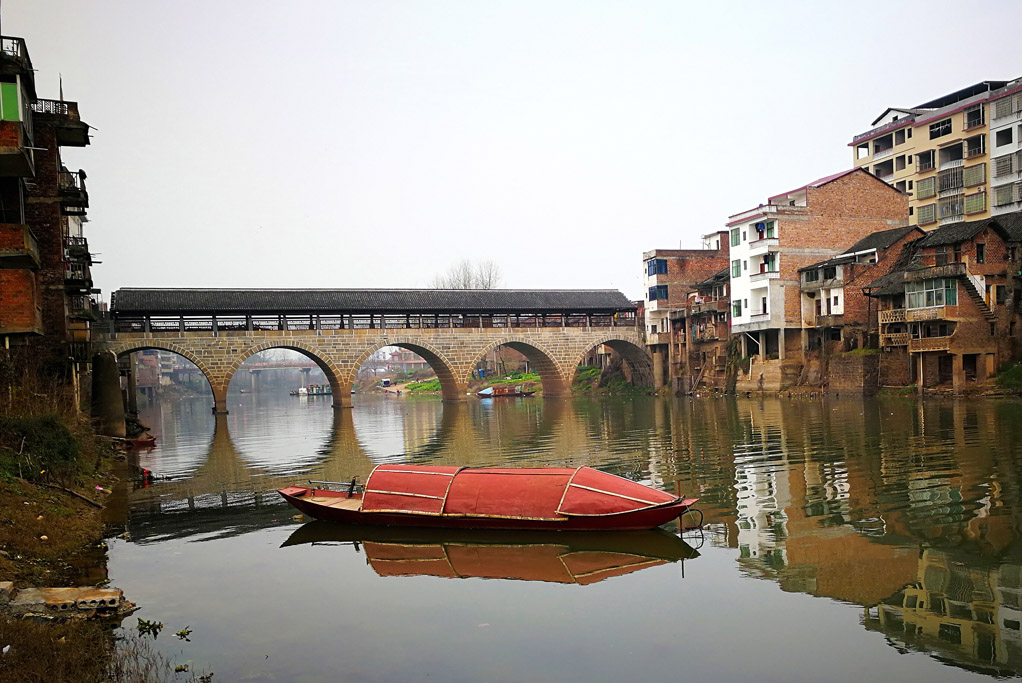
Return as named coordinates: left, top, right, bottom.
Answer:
left=477, top=385, right=535, bottom=398
left=278, top=465, right=698, bottom=531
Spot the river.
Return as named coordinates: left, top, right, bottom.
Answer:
left=103, top=391, right=1022, bottom=682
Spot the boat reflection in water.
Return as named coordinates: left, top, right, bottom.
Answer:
left=282, top=521, right=699, bottom=585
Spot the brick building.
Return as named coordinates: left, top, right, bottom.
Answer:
left=0, top=34, right=98, bottom=391
left=728, top=168, right=909, bottom=390
left=642, top=231, right=729, bottom=388
left=668, top=269, right=729, bottom=392
left=798, top=226, right=924, bottom=354
left=869, top=212, right=1022, bottom=391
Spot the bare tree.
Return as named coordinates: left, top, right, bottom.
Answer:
left=430, top=259, right=503, bottom=289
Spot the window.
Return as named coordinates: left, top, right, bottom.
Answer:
left=743, top=260, right=747, bottom=271
left=997, top=285, right=1007, bottom=306
left=765, top=220, right=776, bottom=238
left=0, top=179, right=23, bottom=223
left=906, top=278, right=957, bottom=308
left=965, top=192, right=986, bottom=215
left=648, top=285, right=668, bottom=301
left=995, top=153, right=1017, bottom=178
left=730, top=228, right=740, bottom=247
left=965, top=104, right=985, bottom=129
left=823, top=266, right=837, bottom=280
left=994, top=183, right=1016, bottom=207
left=929, top=118, right=952, bottom=139
left=917, top=176, right=937, bottom=199
left=646, top=259, right=668, bottom=276
left=896, top=155, right=906, bottom=171
left=908, top=128, right=912, bottom=139
left=963, top=163, right=986, bottom=187
left=804, top=269, right=819, bottom=283
left=996, top=128, right=1014, bottom=147
left=732, top=300, right=742, bottom=317
left=918, top=149, right=936, bottom=171
left=731, top=259, right=741, bottom=278
left=965, top=134, right=986, bottom=158
left=833, top=295, right=839, bottom=307
left=0, top=79, right=19, bottom=122
left=918, top=203, right=937, bottom=225
left=909, top=207, right=914, bottom=216
left=976, top=243, right=985, bottom=263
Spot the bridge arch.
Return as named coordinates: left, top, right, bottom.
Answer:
left=570, top=336, right=655, bottom=388
left=229, top=341, right=346, bottom=412
left=468, top=337, right=571, bottom=398
left=349, top=338, right=463, bottom=404
left=104, top=340, right=219, bottom=405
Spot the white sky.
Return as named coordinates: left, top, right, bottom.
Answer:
left=5, top=1, right=1021, bottom=301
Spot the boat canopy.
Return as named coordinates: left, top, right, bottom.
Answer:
left=361, top=465, right=679, bottom=521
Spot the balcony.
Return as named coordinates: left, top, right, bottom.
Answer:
left=0, top=121, right=34, bottom=176
left=904, top=262, right=965, bottom=281
left=873, top=147, right=895, bottom=161
left=909, top=335, right=953, bottom=353
left=749, top=270, right=780, bottom=283
left=801, top=277, right=843, bottom=293
left=906, top=306, right=955, bottom=322
left=58, top=170, right=89, bottom=214
left=811, top=314, right=844, bottom=328
left=0, top=222, right=39, bottom=268
left=30, top=99, right=89, bottom=147
left=646, top=332, right=673, bottom=346
left=747, top=236, right=779, bottom=254
left=727, top=204, right=777, bottom=226
left=880, top=332, right=910, bottom=347
left=879, top=309, right=906, bottom=324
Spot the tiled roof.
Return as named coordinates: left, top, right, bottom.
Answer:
left=843, top=225, right=919, bottom=254
left=110, top=288, right=637, bottom=315
left=916, top=215, right=1018, bottom=248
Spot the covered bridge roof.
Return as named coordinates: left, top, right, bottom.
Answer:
left=110, top=288, right=637, bottom=316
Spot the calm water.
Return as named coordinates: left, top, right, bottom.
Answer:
left=103, top=391, right=1022, bottom=682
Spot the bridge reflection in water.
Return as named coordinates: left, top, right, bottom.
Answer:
left=115, top=393, right=1022, bottom=677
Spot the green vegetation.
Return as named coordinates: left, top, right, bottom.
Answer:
left=841, top=347, right=879, bottom=356
left=997, top=363, right=1022, bottom=390
left=572, top=366, right=602, bottom=392
left=487, top=371, right=540, bottom=386
left=0, top=414, right=89, bottom=483
left=407, top=378, right=442, bottom=393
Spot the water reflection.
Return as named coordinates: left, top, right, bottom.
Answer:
left=118, top=392, right=1022, bottom=679
left=282, top=522, right=699, bottom=585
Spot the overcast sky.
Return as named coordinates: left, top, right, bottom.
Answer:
left=5, top=1, right=1021, bottom=301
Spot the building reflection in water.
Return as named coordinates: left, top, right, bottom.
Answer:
left=125, top=392, right=1022, bottom=675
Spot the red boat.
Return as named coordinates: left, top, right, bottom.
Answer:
left=277, top=465, right=698, bottom=531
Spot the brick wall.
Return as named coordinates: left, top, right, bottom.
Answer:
left=646, top=247, right=730, bottom=310
left=879, top=348, right=911, bottom=386
left=780, top=171, right=910, bottom=325
left=0, top=269, right=41, bottom=332
left=828, top=352, right=879, bottom=395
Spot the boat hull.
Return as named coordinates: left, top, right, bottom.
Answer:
left=278, top=489, right=697, bottom=531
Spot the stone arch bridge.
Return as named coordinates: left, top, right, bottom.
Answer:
left=95, top=288, right=651, bottom=414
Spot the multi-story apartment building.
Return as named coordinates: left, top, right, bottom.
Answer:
left=668, top=268, right=729, bottom=393
left=870, top=213, right=1022, bottom=391
left=851, top=78, right=1022, bottom=229
left=728, top=168, right=907, bottom=390
left=991, top=86, right=1022, bottom=216
left=642, top=231, right=729, bottom=388
left=0, top=34, right=98, bottom=390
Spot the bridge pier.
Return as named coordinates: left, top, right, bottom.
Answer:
left=212, top=385, right=229, bottom=414
left=91, top=351, right=126, bottom=437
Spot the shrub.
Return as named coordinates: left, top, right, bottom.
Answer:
left=997, top=363, right=1022, bottom=390
left=0, top=414, right=82, bottom=482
